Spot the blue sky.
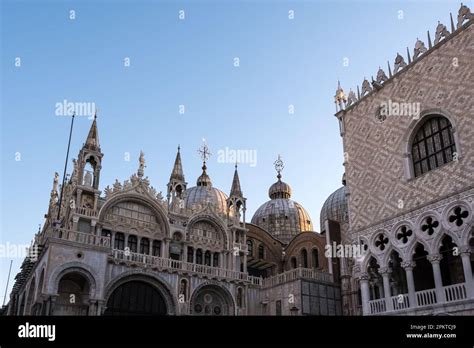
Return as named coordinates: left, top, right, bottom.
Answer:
left=0, top=0, right=468, bottom=302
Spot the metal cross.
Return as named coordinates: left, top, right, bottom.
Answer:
left=274, top=154, right=284, bottom=174
left=198, top=140, right=211, bottom=162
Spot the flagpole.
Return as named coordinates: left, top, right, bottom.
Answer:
left=56, top=113, right=75, bottom=227
left=2, top=260, right=13, bottom=307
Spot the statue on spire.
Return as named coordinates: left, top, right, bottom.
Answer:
left=138, top=150, right=146, bottom=178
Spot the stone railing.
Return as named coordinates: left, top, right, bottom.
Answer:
left=369, top=298, right=386, bottom=314
left=74, top=207, right=98, bottom=218
left=262, top=267, right=333, bottom=288
left=111, top=249, right=262, bottom=286
left=368, top=282, right=470, bottom=315
left=42, top=228, right=110, bottom=248
left=391, top=294, right=410, bottom=311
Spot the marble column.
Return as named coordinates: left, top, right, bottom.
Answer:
left=459, top=247, right=473, bottom=298
left=401, top=261, right=416, bottom=308
left=379, top=267, right=392, bottom=311
left=359, top=273, right=370, bottom=315
left=427, top=254, right=444, bottom=304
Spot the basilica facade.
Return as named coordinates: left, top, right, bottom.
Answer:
left=4, top=3, right=474, bottom=316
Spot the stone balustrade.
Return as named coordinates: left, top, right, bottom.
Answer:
left=368, top=282, right=469, bottom=315
left=262, top=267, right=333, bottom=288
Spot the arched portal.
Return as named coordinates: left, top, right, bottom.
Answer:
left=190, top=285, right=234, bottom=316
left=104, top=281, right=168, bottom=316
left=54, top=272, right=91, bottom=315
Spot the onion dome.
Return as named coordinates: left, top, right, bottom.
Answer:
left=183, top=142, right=228, bottom=214
left=251, top=155, right=313, bottom=244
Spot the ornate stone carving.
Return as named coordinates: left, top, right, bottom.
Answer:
left=376, top=67, right=388, bottom=84
left=401, top=261, right=416, bottom=270
left=334, top=81, right=347, bottom=110
left=457, top=3, right=472, bottom=29
left=361, top=78, right=372, bottom=96
left=434, top=21, right=450, bottom=44
left=113, top=179, right=122, bottom=192
left=394, top=53, right=407, bottom=73
left=138, top=150, right=146, bottom=178
left=346, top=89, right=357, bottom=106
left=413, top=38, right=428, bottom=59
left=427, top=254, right=443, bottom=264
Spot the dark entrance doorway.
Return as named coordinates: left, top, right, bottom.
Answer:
left=104, top=281, right=167, bottom=315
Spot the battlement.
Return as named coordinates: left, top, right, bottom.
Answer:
left=334, top=3, right=473, bottom=115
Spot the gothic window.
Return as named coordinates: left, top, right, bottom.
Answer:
left=140, top=238, right=150, bottom=254
left=247, top=240, right=253, bottom=257
left=196, top=249, right=203, bottom=265
left=115, top=233, right=125, bottom=250
left=237, top=288, right=243, bottom=308
left=411, top=116, right=456, bottom=177
left=204, top=251, right=211, bottom=266
left=312, top=249, right=319, bottom=268
left=179, top=279, right=188, bottom=301
left=258, top=244, right=264, bottom=259
left=291, top=257, right=297, bottom=269
left=301, top=249, right=308, bottom=268
left=213, top=253, right=219, bottom=267
left=275, top=300, right=282, bottom=316
left=187, top=247, right=194, bottom=263
left=152, top=240, right=161, bottom=257
left=128, top=235, right=137, bottom=252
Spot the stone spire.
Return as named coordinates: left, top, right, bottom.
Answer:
left=167, top=146, right=187, bottom=204
left=84, top=115, right=100, bottom=151
left=170, top=145, right=185, bottom=182
left=230, top=164, right=243, bottom=197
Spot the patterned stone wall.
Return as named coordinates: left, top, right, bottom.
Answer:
left=339, top=23, right=474, bottom=233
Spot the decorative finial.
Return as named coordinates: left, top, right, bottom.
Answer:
left=177, top=144, right=180, bottom=152
left=94, top=107, right=98, bottom=119
left=274, top=154, right=284, bottom=180
left=334, top=80, right=347, bottom=111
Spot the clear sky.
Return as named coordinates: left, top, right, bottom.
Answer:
left=0, top=0, right=468, bottom=303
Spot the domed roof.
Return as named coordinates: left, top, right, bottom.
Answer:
left=184, top=185, right=228, bottom=214
left=320, top=185, right=348, bottom=231
left=251, top=199, right=313, bottom=242
left=251, top=156, right=313, bottom=244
